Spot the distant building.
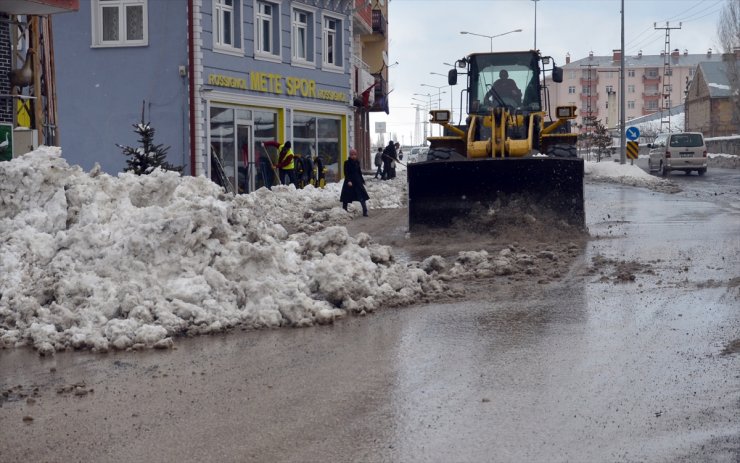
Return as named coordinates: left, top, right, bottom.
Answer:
left=550, top=48, right=725, bottom=132
left=685, top=55, right=740, bottom=137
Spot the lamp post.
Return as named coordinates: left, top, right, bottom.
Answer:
left=411, top=97, right=430, bottom=144
left=430, top=72, right=454, bottom=117
left=459, top=28, right=523, bottom=52
left=531, top=0, right=540, bottom=49
left=418, top=87, right=447, bottom=136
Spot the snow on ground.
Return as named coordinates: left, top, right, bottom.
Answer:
left=584, top=158, right=678, bottom=192
left=0, top=147, right=735, bottom=354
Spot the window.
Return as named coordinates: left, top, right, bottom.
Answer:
left=214, top=0, right=242, bottom=52
left=645, top=100, right=658, bottom=110
left=293, top=113, right=342, bottom=182
left=92, top=0, right=147, bottom=47
left=582, top=86, right=591, bottom=95
left=568, top=86, right=576, bottom=94
left=627, top=100, right=635, bottom=109
left=322, top=15, right=343, bottom=69
left=568, top=70, right=576, bottom=80
left=628, top=69, right=635, bottom=78
left=605, top=85, right=613, bottom=94
left=256, top=1, right=280, bottom=60
left=628, top=84, right=635, bottom=93
left=291, top=7, right=314, bottom=64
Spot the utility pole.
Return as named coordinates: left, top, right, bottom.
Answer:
left=654, top=21, right=681, bottom=133
left=531, top=0, right=539, bottom=50
left=619, top=0, right=626, bottom=164
left=580, top=63, right=599, bottom=159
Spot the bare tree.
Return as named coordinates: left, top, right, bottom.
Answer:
left=718, top=0, right=740, bottom=125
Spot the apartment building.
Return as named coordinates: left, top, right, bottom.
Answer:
left=551, top=48, right=725, bottom=131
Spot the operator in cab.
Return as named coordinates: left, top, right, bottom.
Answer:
left=484, top=69, right=522, bottom=108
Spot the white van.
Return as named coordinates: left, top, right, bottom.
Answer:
left=647, top=132, right=707, bottom=176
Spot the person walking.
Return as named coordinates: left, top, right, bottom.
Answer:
left=263, top=140, right=296, bottom=186
left=373, top=147, right=383, bottom=179
left=381, top=140, right=396, bottom=180
left=340, top=149, right=369, bottom=216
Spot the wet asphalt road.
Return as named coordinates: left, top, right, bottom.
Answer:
left=1, top=167, right=739, bottom=462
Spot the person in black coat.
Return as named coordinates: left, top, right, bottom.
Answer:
left=340, top=149, right=369, bottom=216
left=381, top=140, right=397, bottom=180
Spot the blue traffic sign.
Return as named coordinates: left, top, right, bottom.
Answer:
left=626, top=126, right=640, bottom=141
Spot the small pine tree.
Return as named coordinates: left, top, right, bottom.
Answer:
left=117, top=108, right=182, bottom=175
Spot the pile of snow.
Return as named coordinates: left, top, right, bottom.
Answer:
left=0, top=148, right=426, bottom=354
left=0, top=148, right=693, bottom=355
left=584, top=159, right=679, bottom=192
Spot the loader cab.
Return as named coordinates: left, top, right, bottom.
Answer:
left=466, top=51, right=543, bottom=115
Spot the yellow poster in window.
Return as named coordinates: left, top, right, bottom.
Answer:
left=16, top=99, right=31, bottom=128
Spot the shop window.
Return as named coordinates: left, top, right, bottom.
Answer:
left=91, top=0, right=148, bottom=47
left=214, top=0, right=243, bottom=53
left=256, top=1, right=281, bottom=61
left=293, top=113, right=341, bottom=182
left=292, top=7, right=314, bottom=65
left=209, top=107, right=278, bottom=193
left=322, top=15, right=343, bottom=70
left=210, top=107, right=237, bottom=193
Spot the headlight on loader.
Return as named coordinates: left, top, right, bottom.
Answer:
left=556, top=106, right=576, bottom=119
left=430, top=110, right=451, bottom=123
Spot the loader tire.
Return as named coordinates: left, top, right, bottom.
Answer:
left=545, top=143, right=578, bottom=158
left=426, top=147, right=466, bottom=161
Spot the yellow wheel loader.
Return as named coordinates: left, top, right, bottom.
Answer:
left=408, top=50, right=584, bottom=230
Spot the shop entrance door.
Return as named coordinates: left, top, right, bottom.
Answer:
left=236, top=123, right=255, bottom=193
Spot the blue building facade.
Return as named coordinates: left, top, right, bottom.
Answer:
left=54, top=0, right=355, bottom=191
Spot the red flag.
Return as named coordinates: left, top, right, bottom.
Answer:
left=361, top=83, right=377, bottom=107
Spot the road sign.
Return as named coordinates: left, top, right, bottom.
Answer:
left=626, top=141, right=639, bottom=160
left=626, top=126, right=640, bottom=141
left=374, top=122, right=386, bottom=134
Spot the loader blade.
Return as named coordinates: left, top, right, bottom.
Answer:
left=407, top=157, right=585, bottom=231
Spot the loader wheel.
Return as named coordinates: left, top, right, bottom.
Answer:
left=545, top=143, right=577, bottom=158
left=426, top=147, right=466, bottom=161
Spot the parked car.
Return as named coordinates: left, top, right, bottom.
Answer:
left=407, top=147, right=422, bottom=163
left=647, top=132, right=707, bottom=176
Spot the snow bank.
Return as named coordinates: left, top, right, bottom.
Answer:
left=0, top=148, right=444, bottom=355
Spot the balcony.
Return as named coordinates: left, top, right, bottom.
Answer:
left=579, top=76, right=599, bottom=86
left=372, top=9, right=387, bottom=36
left=580, top=108, right=599, bottom=118
left=1, top=0, right=79, bottom=14
left=643, top=74, right=661, bottom=83
left=369, top=73, right=388, bottom=113
left=353, top=0, right=372, bottom=35
left=642, top=107, right=659, bottom=115
left=580, top=93, right=599, bottom=101
left=642, top=92, right=660, bottom=100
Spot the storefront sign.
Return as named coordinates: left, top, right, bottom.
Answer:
left=208, top=73, right=348, bottom=103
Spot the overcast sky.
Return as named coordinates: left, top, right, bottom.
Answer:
left=371, top=0, right=728, bottom=146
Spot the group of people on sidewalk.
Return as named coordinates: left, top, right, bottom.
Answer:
left=374, top=140, right=402, bottom=180
left=260, top=141, right=326, bottom=189
left=262, top=139, right=405, bottom=219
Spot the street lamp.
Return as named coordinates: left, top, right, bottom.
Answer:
left=430, top=72, right=454, bottom=116
left=420, top=85, right=447, bottom=136
left=459, top=28, right=523, bottom=52
left=531, top=0, right=540, bottom=49
left=411, top=97, right=431, bottom=145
